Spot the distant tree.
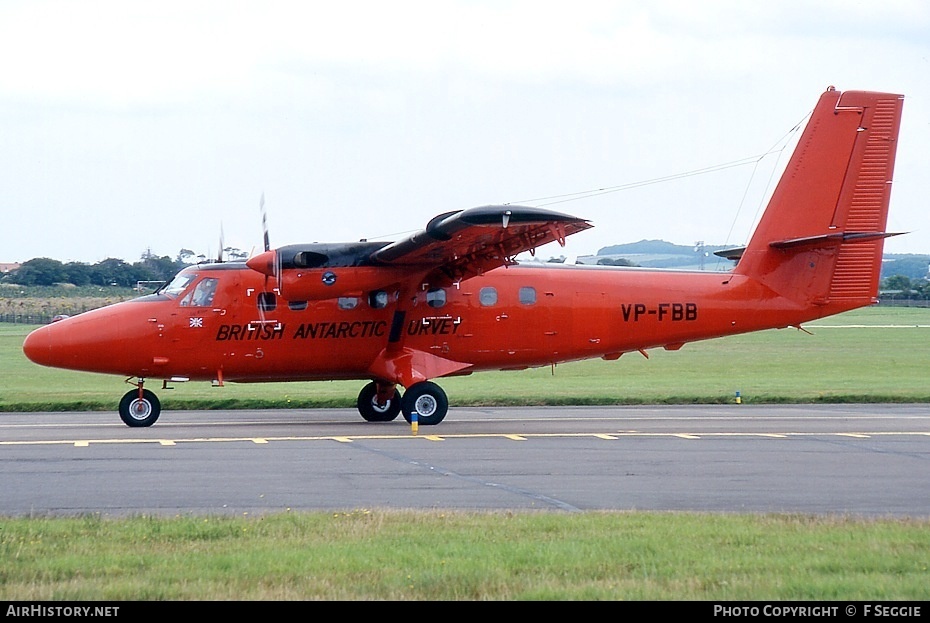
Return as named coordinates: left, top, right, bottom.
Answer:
left=90, top=258, right=136, bottom=287
left=913, top=280, right=930, bottom=300
left=63, top=262, right=93, bottom=286
left=881, top=274, right=914, bottom=294
left=134, top=253, right=184, bottom=283
left=10, top=258, right=67, bottom=286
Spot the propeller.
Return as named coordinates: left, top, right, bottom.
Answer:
left=247, top=192, right=283, bottom=296
left=216, top=223, right=225, bottom=263
left=261, top=192, right=270, bottom=253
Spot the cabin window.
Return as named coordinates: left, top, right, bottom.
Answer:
left=426, top=288, right=446, bottom=308
left=288, top=300, right=308, bottom=311
left=479, top=287, right=497, bottom=307
left=369, top=290, right=389, bottom=309
left=519, top=286, right=536, bottom=305
left=338, top=297, right=359, bottom=310
left=182, top=278, right=219, bottom=307
left=258, top=292, right=276, bottom=312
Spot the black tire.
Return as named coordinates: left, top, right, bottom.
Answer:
left=118, top=389, right=161, bottom=427
left=401, top=381, right=448, bottom=426
left=356, top=382, right=402, bottom=422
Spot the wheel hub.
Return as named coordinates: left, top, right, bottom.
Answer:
left=131, top=400, right=152, bottom=419
left=413, top=394, right=437, bottom=417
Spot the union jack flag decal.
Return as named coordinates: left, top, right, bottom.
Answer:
left=189, top=317, right=204, bottom=328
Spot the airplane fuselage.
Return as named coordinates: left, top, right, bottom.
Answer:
left=23, top=260, right=842, bottom=385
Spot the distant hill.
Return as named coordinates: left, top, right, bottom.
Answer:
left=882, top=254, right=930, bottom=280
left=597, top=240, right=726, bottom=256
left=578, top=239, right=737, bottom=272
left=579, top=240, right=929, bottom=280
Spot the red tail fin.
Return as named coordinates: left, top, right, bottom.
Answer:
left=734, top=87, right=904, bottom=315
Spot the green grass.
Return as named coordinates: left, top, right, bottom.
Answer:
left=3, top=306, right=929, bottom=411
left=1, top=511, right=928, bottom=600
left=2, top=306, right=929, bottom=601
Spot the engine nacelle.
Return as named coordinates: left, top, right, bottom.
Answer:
left=277, top=265, right=410, bottom=301
left=248, top=246, right=413, bottom=301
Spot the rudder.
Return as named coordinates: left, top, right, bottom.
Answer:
left=734, top=87, right=905, bottom=314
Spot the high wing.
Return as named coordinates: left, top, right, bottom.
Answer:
left=369, top=204, right=591, bottom=285
left=247, top=204, right=591, bottom=299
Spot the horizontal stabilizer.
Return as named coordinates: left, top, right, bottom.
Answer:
left=713, top=246, right=745, bottom=261
left=769, top=231, right=903, bottom=251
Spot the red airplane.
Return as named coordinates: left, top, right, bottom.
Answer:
left=23, top=87, right=905, bottom=428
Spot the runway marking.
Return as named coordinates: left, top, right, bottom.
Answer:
left=3, top=431, right=929, bottom=448
left=806, top=324, right=930, bottom=328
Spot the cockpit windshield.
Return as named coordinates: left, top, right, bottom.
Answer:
left=161, top=273, right=198, bottom=298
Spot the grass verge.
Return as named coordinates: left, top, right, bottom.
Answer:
left=1, top=511, right=928, bottom=600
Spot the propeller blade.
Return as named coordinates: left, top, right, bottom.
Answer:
left=275, top=247, right=283, bottom=294
left=260, top=192, right=270, bottom=252
left=217, top=223, right=225, bottom=263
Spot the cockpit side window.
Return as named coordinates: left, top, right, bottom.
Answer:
left=182, top=278, right=219, bottom=307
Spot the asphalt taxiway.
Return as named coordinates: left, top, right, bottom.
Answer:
left=1, top=404, right=928, bottom=517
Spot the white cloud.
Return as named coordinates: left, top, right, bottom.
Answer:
left=1, top=0, right=928, bottom=263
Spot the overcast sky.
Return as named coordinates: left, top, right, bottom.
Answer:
left=2, top=0, right=928, bottom=266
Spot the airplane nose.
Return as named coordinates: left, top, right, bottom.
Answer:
left=22, top=325, right=54, bottom=367
left=21, top=304, right=149, bottom=375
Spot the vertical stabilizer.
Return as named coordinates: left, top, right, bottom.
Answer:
left=734, top=87, right=904, bottom=314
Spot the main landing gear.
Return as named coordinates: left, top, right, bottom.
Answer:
left=356, top=380, right=449, bottom=426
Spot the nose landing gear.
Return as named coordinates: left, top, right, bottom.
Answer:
left=119, top=382, right=161, bottom=427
